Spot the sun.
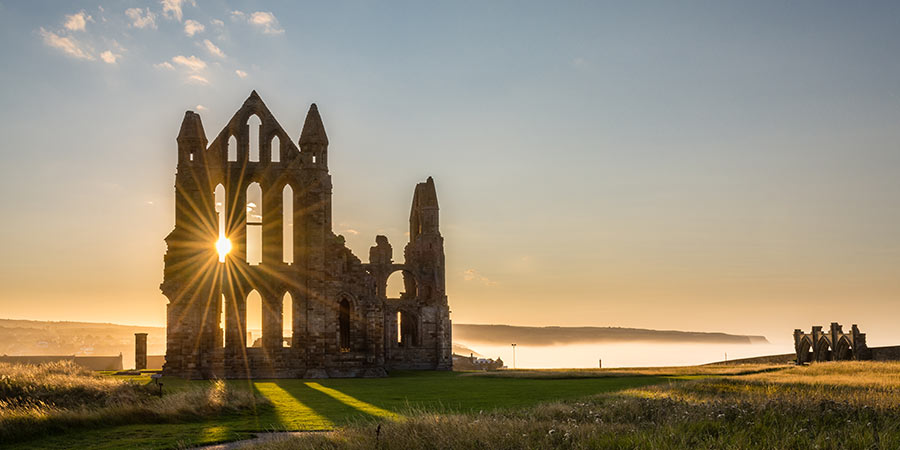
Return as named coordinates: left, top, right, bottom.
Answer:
left=216, top=236, right=232, bottom=262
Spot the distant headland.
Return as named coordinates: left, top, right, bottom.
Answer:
left=453, top=324, right=769, bottom=346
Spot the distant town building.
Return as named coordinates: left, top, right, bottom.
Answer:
left=452, top=353, right=504, bottom=371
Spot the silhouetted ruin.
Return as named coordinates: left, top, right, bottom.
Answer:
left=793, top=323, right=871, bottom=364
left=161, top=91, right=451, bottom=378
left=135, top=333, right=147, bottom=371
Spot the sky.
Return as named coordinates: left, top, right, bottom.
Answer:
left=1, top=1, right=899, bottom=345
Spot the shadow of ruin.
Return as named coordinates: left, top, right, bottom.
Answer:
left=161, top=91, right=451, bottom=379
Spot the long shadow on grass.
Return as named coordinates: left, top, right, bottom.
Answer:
left=245, top=381, right=292, bottom=430
left=276, top=380, right=389, bottom=428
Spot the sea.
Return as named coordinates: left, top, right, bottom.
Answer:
left=456, top=341, right=794, bottom=369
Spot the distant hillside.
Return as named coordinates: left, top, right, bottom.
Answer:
left=451, top=343, right=482, bottom=357
left=0, top=319, right=165, bottom=365
left=0, top=319, right=164, bottom=332
left=453, top=324, right=768, bottom=346
left=0, top=319, right=766, bottom=364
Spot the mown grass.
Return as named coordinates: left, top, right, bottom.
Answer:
left=245, top=362, right=900, bottom=450
left=0, top=361, right=265, bottom=444
left=6, top=369, right=667, bottom=449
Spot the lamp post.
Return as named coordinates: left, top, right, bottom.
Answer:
left=511, top=343, right=516, bottom=369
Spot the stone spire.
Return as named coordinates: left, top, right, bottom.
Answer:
left=420, top=177, right=439, bottom=208
left=176, top=111, right=207, bottom=164
left=177, top=111, right=207, bottom=144
left=409, top=177, right=440, bottom=239
left=299, top=103, right=328, bottom=146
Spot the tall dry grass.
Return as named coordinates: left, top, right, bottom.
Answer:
left=249, top=362, right=900, bottom=450
left=0, top=361, right=266, bottom=442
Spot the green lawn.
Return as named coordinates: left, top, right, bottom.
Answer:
left=10, top=371, right=667, bottom=449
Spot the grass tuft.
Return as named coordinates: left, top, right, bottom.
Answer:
left=0, top=361, right=267, bottom=443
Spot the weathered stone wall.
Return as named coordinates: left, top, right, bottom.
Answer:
left=871, top=345, right=900, bottom=361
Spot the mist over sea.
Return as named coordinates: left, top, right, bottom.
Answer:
left=458, top=342, right=793, bottom=368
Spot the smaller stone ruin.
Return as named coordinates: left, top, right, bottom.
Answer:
left=793, top=322, right=871, bottom=364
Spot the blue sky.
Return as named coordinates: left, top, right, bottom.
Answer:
left=1, top=1, right=899, bottom=343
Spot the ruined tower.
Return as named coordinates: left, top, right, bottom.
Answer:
left=367, top=177, right=452, bottom=369
left=161, top=91, right=451, bottom=378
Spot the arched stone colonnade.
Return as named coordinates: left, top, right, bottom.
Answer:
left=794, top=323, right=871, bottom=364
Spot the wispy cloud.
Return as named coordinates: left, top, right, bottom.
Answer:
left=64, top=11, right=92, bottom=32
left=210, top=19, right=224, bottom=27
left=171, top=55, right=206, bottom=72
left=161, top=55, right=210, bottom=84
left=184, top=19, right=204, bottom=36
left=235, top=69, right=247, bottom=78
left=196, top=104, right=207, bottom=111
left=100, top=50, right=120, bottom=64
left=125, top=8, right=156, bottom=29
left=161, top=0, right=193, bottom=22
left=248, top=11, right=284, bottom=34
left=39, top=28, right=93, bottom=60
left=463, top=269, right=498, bottom=286
left=202, top=39, right=224, bottom=58
left=187, top=74, right=209, bottom=85
left=231, top=10, right=284, bottom=34
left=342, top=229, right=360, bottom=235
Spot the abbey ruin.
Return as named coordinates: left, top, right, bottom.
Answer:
left=161, top=91, right=451, bottom=378
left=793, top=323, right=870, bottom=364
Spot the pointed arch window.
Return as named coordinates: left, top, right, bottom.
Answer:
left=248, top=114, right=261, bottom=162
left=227, top=135, right=237, bottom=161
left=398, top=310, right=418, bottom=347
left=246, top=182, right=262, bottom=265
left=214, top=184, right=227, bottom=262
left=271, top=135, right=281, bottom=162
left=246, top=290, right=262, bottom=348
left=282, top=184, right=293, bottom=264
left=283, top=292, right=292, bottom=347
left=339, top=299, right=351, bottom=352
left=219, top=294, right=226, bottom=348
left=214, top=184, right=226, bottom=236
